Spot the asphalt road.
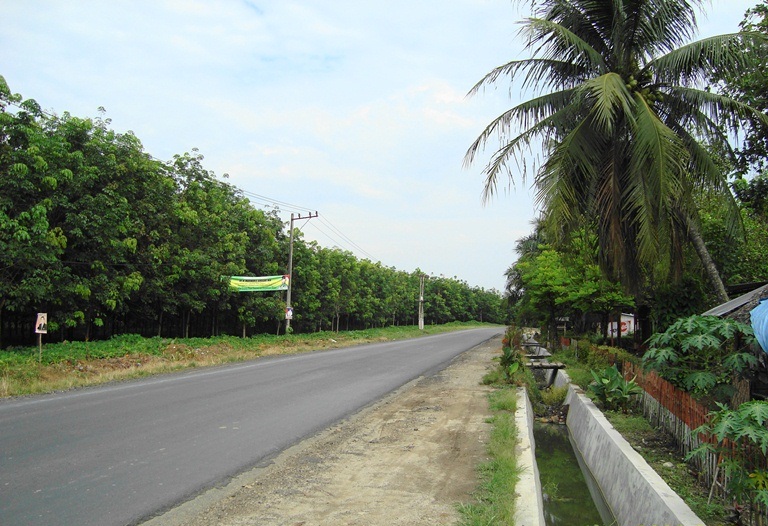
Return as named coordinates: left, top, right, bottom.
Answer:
left=0, top=327, right=502, bottom=526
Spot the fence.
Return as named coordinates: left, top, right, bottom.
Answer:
left=623, top=361, right=768, bottom=523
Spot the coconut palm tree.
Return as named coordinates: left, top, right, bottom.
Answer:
left=466, top=0, right=768, bottom=302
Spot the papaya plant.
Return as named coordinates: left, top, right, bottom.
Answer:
left=688, top=401, right=768, bottom=516
left=643, top=315, right=757, bottom=403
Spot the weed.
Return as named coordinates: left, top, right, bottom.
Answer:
left=540, top=385, right=568, bottom=407
left=458, top=388, right=520, bottom=526
left=588, top=365, right=642, bottom=412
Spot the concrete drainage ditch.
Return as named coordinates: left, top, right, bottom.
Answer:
left=513, top=369, right=706, bottom=526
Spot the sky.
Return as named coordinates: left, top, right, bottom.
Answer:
left=0, top=1, right=759, bottom=292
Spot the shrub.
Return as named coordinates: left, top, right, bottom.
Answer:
left=643, top=315, right=757, bottom=403
left=689, top=401, right=768, bottom=517
left=500, top=325, right=525, bottom=381
left=588, top=365, right=643, bottom=412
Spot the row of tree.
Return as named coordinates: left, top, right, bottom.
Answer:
left=0, top=77, right=505, bottom=347
left=483, top=1, right=768, bottom=347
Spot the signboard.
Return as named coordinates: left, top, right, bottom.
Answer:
left=285, top=307, right=293, bottom=320
left=608, top=314, right=634, bottom=337
left=35, top=313, right=48, bottom=334
left=229, top=275, right=290, bottom=292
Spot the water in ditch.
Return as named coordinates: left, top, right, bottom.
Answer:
left=534, top=422, right=616, bottom=526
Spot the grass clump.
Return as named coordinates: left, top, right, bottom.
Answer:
left=458, top=388, right=520, bottom=525
left=540, top=384, right=568, bottom=407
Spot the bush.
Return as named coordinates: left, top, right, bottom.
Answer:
left=689, top=401, right=768, bottom=516
left=588, top=365, right=643, bottom=412
left=643, top=315, right=757, bottom=403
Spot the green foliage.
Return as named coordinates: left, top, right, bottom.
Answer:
left=540, top=385, right=568, bottom=407
left=0, top=82, right=507, bottom=346
left=643, top=315, right=757, bottom=402
left=508, top=233, right=632, bottom=346
left=701, top=191, right=768, bottom=289
left=499, top=325, right=525, bottom=380
left=711, top=2, right=768, bottom=174
left=689, top=401, right=768, bottom=512
left=457, top=388, right=519, bottom=525
left=588, top=365, right=643, bottom=412
left=468, top=0, right=766, bottom=300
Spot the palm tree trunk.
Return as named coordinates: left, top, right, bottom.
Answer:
left=688, top=218, right=729, bottom=304
left=672, top=206, right=729, bottom=304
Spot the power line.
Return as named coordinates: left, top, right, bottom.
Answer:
left=240, top=190, right=314, bottom=214
left=240, top=190, right=379, bottom=262
left=312, top=217, right=378, bottom=261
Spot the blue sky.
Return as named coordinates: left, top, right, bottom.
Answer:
left=0, top=1, right=757, bottom=291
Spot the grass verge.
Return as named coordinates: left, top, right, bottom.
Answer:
left=457, top=387, right=520, bottom=525
left=0, top=321, right=499, bottom=398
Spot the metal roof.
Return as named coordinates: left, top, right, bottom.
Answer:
left=702, top=283, right=768, bottom=317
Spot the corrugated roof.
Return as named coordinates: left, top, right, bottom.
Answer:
left=702, top=283, right=768, bottom=317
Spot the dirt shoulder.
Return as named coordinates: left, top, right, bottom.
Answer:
left=146, top=336, right=500, bottom=526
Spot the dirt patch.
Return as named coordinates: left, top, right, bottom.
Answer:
left=149, top=337, right=501, bottom=526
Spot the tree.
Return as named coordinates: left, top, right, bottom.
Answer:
left=0, top=79, right=66, bottom=344
left=712, top=1, right=768, bottom=175
left=466, top=0, right=768, bottom=302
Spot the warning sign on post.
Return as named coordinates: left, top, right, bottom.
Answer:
left=35, top=313, right=48, bottom=334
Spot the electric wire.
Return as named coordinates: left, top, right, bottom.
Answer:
left=239, top=190, right=379, bottom=262
left=6, top=101, right=380, bottom=265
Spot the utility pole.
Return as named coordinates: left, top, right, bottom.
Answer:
left=418, top=274, right=427, bottom=330
left=286, top=211, right=318, bottom=332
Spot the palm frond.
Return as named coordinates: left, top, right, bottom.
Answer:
left=580, top=72, right=635, bottom=134
left=522, top=17, right=607, bottom=75
left=535, top=118, right=605, bottom=234
left=625, top=95, right=687, bottom=267
left=664, top=85, right=768, bottom=131
left=465, top=88, right=579, bottom=178
left=650, top=32, right=768, bottom=87
left=672, top=128, right=744, bottom=241
left=629, top=0, right=702, bottom=55
left=468, top=57, right=588, bottom=98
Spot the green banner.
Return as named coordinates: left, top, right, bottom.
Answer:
left=229, top=275, right=290, bottom=292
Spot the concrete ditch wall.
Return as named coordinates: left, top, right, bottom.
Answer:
left=513, top=388, right=546, bottom=526
left=563, top=380, right=705, bottom=526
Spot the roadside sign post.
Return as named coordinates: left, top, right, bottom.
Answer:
left=35, top=313, right=47, bottom=363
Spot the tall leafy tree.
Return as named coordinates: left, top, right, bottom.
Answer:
left=0, top=78, right=67, bottom=344
left=712, top=0, right=768, bottom=174
left=466, top=0, right=768, bottom=302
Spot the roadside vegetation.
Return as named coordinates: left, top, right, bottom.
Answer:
left=467, top=1, right=768, bottom=522
left=0, top=321, right=497, bottom=397
left=479, top=326, right=732, bottom=524
left=457, top=387, right=519, bottom=526
left=0, top=74, right=505, bottom=349
left=556, top=341, right=731, bottom=525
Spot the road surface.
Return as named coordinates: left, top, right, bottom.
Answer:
left=0, top=327, right=502, bottom=526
